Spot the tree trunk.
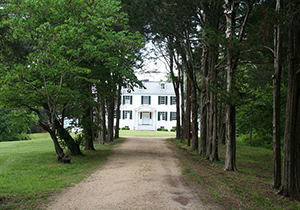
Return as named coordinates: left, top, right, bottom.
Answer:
left=272, top=0, right=281, bottom=189
left=210, top=92, right=219, bottom=161
left=98, top=96, right=106, bottom=145
left=191, top=78, right=199, bottom=151
left=83, top=104, right=95, bottom=151
left=199, top=41, right=208, bottom=156
left=279, top=5, right=300, bottom=200
left=115, top=84, right=121, bottom=139
left=180, top=69, right=186, bottom=143
left=54, top=118, right=83, bottom=156
left=187, top=76, right=191, bottom=147
left=107, top=95, right=115, bottom=142
left=39, top=122, right=66, bottom=162
left=224, top=104, right=237, bottom=171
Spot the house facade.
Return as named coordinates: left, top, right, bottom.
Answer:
left=119, top=80, right=178, bottom=131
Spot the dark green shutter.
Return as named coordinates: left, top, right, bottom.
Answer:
left=123, top=96, right=125, bottom=105
left=119, top=111, right=121, bottom=119
left=130, top=111, right=132, bottom=119
left=158, top=112, right=161, bottom=121
left=149, top=96, right=151, bottom=105
left=165, top=112, right=168, bottom=121
left=122, top=111, right=125, bottom=119
left=141, top=96, right=144, bottom=105
left=158, top=96, right=161, bottom=105
left=170, top=96, right=173, bottom=105
left=165, top=96, right=168, bottom=105
left=130, top=96, right=132, bottom=105
left=170, top=112, right=173, bottom=121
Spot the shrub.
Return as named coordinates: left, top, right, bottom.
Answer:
left=121, top=127, right=130, bottom=130
left=157, top=128, right=168, bottom=132
left=237, top=133, right=273, bottom=150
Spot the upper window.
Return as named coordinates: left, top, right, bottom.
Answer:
left=158, top=96, right=168, bottom=105
left=170, top=96, right=176, bottom=105
left=141, top=96, right=151, bottom=105
left=160, top=83, right=165, bottom=90
left=123, top=96, right=132, bottom=105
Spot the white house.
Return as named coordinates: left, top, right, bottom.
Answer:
left=119, top=80, right=179, bottom=131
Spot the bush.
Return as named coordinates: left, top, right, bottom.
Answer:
left=121, top=127, right=130, bottom=130
left=237, top=133, right=273, bottom=150
left=0, top=133, right=31, bottom=142
left=157, top=128, right=168, bottom=132
left=170, top=126, right=176, bottom=132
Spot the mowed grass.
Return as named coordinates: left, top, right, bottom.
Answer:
left=119, top=130, right=176, bottom=137
left=167, top=138, right=300, bottom=210
left=0, top=133, right=124, bottom=209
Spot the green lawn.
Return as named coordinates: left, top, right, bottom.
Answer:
left=119, top=130, right=176, bottom=137
left=0, top=133, right=124, bottom=209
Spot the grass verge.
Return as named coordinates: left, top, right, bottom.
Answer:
left=167, top=138, right=300, bottom=210
left=119, top=130, right=176, bottom=137
left=0, top=133, right=124, bottom=209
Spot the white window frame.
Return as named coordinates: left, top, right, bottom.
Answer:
left=125, top=96, right=131, bottom=104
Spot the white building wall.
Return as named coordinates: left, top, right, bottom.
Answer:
left=119, top=81, right=179, bottom=131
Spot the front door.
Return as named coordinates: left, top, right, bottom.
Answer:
left=142, top=112, right=150, bottom=125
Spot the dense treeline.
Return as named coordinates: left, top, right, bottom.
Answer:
left=120, top=0, right=300, bottom=201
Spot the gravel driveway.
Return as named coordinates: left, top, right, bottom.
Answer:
left=46, top=137, right=207, bottom=210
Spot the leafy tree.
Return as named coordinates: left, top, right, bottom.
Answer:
left=0, top=0, right=144, bottom=160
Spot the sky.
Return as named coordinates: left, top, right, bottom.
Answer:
left=135, top=42, right=169, bottom=81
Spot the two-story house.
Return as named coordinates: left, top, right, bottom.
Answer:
left=119, top=80, right=178, bottom=131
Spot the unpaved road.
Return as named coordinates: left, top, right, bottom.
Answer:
left=46, top=137, right=208, bottom=210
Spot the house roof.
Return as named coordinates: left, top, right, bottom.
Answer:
left=122, top=81, right=175, bottom=95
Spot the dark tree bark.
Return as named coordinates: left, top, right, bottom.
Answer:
left=279, top=4, right=300, bottom=200
left=97, top=96, right=106, bottom=145
left=199, top=44, right=208, bottom=156
left=179, top=64, right=186, bottom=143
left=115, top=84, right=121, bottom=139
left=83, top=85, right=95, bottom=151
left=54, top=118, right=83, bottom=156
left=272, top=0, right=282, bottom=189
left=190, top=78, right=199, bottom=151
left=167, top=38, right=181, bottom=140
left=223, top=0, right=250, bottom=171
left=107, top=95, right=115, bottom=142
left=83, top=105, right=95, bottom=151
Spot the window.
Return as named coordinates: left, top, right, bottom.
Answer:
left=123, top=96, right=132, bottom=105
left=160, top=83, right=165, bottom=90
left=170, top=112, right=177, bottom=121
left=170, top=96, right=176, bottom=105
left=141, top=96, right=151, bottom=105
left=158, top=96, right=168, bottom=105
left=123, top=110, right=132, bottom=120
left=158, top=111, right=168, bottom=121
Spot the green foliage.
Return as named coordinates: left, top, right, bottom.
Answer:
left=0, top=110, right=38, bottom=142
left=237, top=133, right=273, bottom=150
left=121, top=127, right=130, bottom=130
left=236, top=84, right=287, bottom=145
left=157, top=128, right=168, bottom=132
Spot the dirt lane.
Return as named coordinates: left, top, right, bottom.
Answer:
left=46, top=137, right=207, bottom=210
